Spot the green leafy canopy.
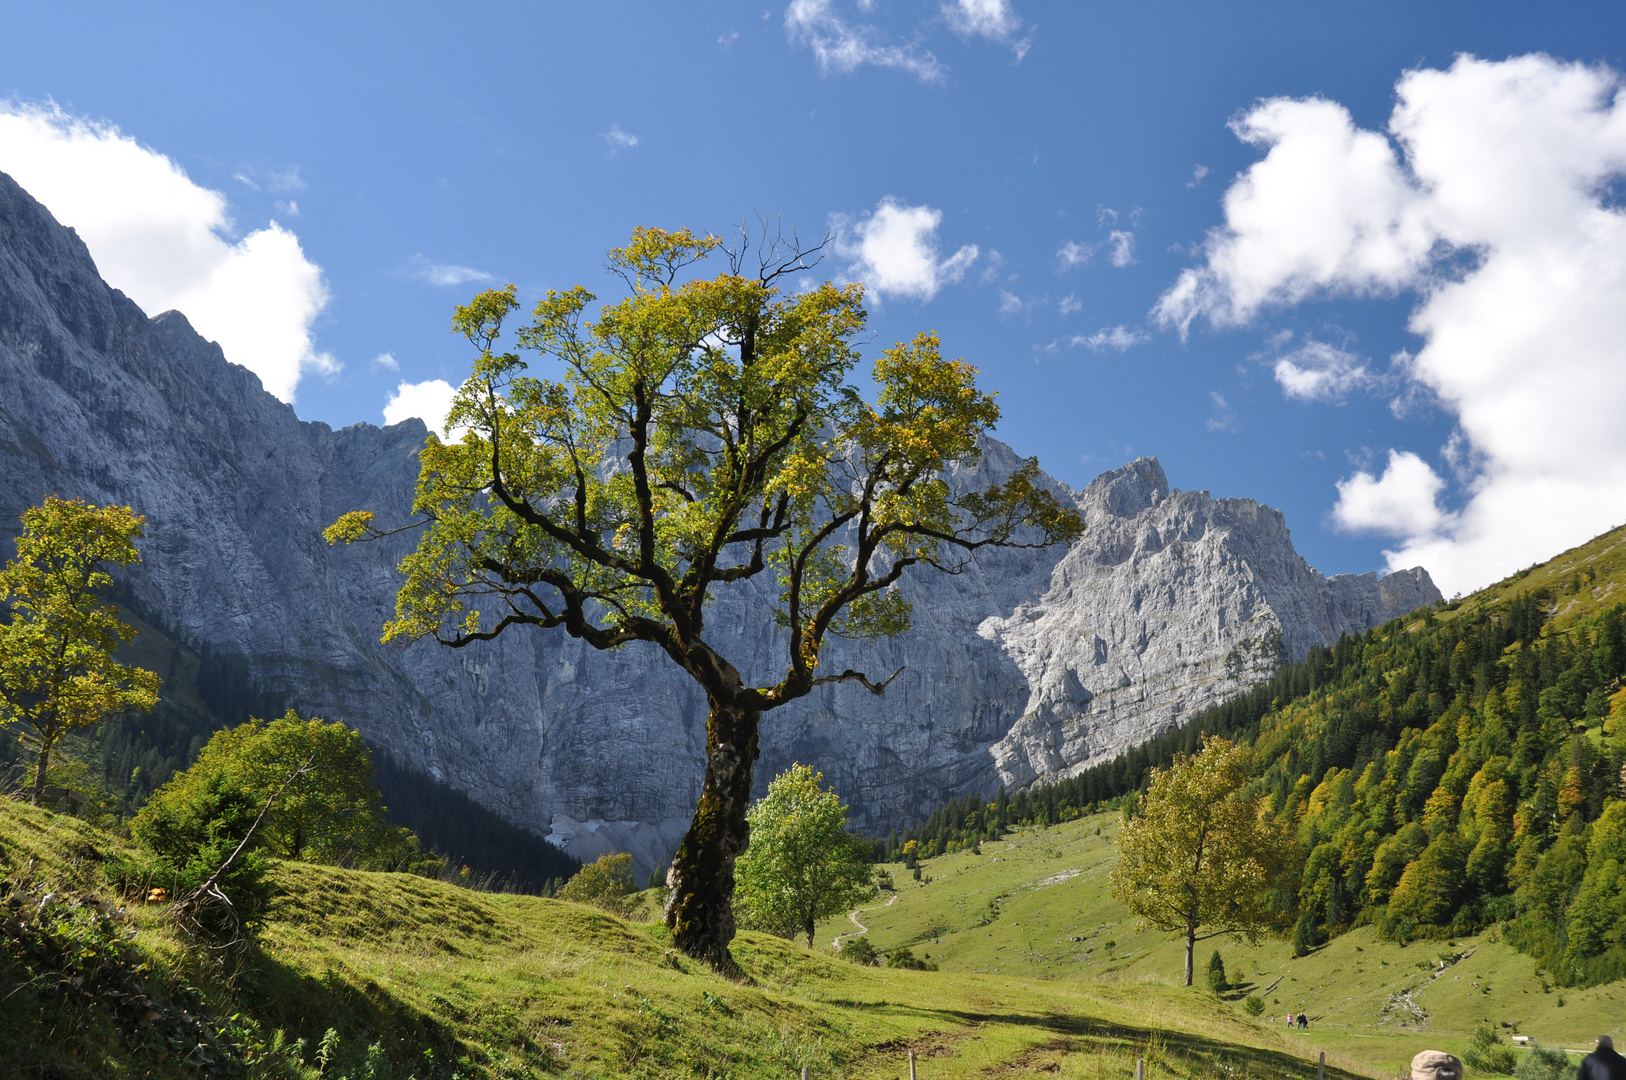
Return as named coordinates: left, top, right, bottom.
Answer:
left=0, top=498, right=160, bottom=800
left=734, top=763, right=876, bottom=946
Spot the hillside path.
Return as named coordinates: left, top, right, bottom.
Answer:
left=832, top=892, right=898, bottom=950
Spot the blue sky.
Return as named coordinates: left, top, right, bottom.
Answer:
left=3, top=2, right=1625, bottom=594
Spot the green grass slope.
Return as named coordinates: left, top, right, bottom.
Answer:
left=1437, top=522, right=1626, bottom=626
left=820, top=811, right=1622, bottom=1078
left=3, top=798, right=1373, bottom=1080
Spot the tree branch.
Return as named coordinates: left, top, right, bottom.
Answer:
left=808, top=666, right=905, bottom=695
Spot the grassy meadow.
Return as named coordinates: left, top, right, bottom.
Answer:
left=7, top=794, right=1619, bottom=1079
left=817, top=810, right=1623, bottom=1078
left=0, top=797, right=1422, bottom=1080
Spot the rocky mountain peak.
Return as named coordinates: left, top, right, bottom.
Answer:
left=0, top=168, right=1440, bottom=877
left=1079, top=455, right=1169, bottom=518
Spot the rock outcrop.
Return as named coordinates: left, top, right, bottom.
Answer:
left=0, top=171, right=1439, bottom=875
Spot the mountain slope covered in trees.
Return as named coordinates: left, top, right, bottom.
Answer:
left=887, top=523, right=1626, bottom=986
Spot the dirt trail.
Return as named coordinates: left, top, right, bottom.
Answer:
left=832, top=892, right=898, bottom=950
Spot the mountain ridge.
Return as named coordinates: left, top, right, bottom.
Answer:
left=0, top=168, right=1437, bottom=874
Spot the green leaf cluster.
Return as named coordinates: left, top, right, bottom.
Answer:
left=1109, top=737, right=1294, bottom=983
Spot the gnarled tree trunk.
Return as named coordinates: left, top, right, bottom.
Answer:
left=665, top=698, right=760, bottom=973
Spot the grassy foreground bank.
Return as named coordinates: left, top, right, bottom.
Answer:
left=5, top=797, right=1361, bottom=1080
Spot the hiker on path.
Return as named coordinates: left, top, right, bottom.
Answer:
left=1578, top=1035, right=1626, bottom=1080
left=1297, top=1014, right=1308, bottom=1030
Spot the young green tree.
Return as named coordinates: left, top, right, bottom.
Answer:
left=135, top=711, right=421, bottom=869
left=0, top=498, right=160, bottom=804
left=734, top=763, right=876, bottom=947
left=1109, top=736, right=1292, bottom=986
left=325, top=226, right=1082, bottom=970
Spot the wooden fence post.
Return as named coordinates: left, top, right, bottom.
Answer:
left=802, top=1067, right=809, bottom=1080
left=1135, top=1055, right=1144, bottom=1080
left=1318, top=1051, right=1326, bottom=1080
left=908, top=1048, right=917, bottom=1080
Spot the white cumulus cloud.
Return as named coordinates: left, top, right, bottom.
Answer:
left=1154, top=54, right=1626, bottom=594
left=383, top=379, right=460, bottom=439
left=1057, top=239, right=1093, bottom=269
left=0, top=102, right=334, bottom=402
left=1333, top=449, right=1452, bottom=540
left=833, top=197, right=979, bottom=301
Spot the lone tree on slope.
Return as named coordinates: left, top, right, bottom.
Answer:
left=0, top=497, right=160, bottom=805
left=734, top=763, right=877, bottom=947
left=1109, top=735, right=1291, bottom=986
left=326, top=226, right=1082, bottom=971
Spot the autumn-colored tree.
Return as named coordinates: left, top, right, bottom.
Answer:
left=1109, top=736, right=1291, bottom=985
left=326, top=226, right=1082, bottom=970
left=0, top=498, right=160, bottom=804
left=734, top=763, right=876, bottom=947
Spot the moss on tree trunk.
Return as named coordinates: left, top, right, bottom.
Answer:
left=665, top=700, right=759, bottom=973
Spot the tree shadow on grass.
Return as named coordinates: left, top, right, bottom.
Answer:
left=236, top=949, right=492, bottom=1076
left=822, top=999, right=1367, bottom=1080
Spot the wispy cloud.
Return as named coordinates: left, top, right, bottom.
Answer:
left=1272, top=338, right=1376, bottom=403
left=1186, top=164, right=1210, bottom=189
left=785, top=0, right=944, bottom=82
left=719, top=30, right=740, bottom=48
left=232, top=165, right=306, bottom=194
left=371, top=352, right=399, bottom=372
left=1057, top=240, right=1093, bottom=270
left=941, top=0, right=1030, bottom=59
left=1071, top=325, right=1149, bottom=352
left=404, top=254, right=493, bottom=287
left=1106, top=230, right=1136, bottom=267
left=601, top=125, right=639, bottom=153
left=1206, top=391, right=1237, bottom=432
left=1058, top=293, right=1081, bottom=316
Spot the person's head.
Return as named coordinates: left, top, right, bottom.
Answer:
left=1598, top=1036, right=1614, bottom=1051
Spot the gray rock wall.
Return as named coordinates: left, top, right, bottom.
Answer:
left=0, top=170, right=1439, bottom=876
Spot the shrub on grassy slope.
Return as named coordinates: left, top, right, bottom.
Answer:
left=137, top=711, right=428, bottom=870
left=558, top=852, right=638, bottom=916
left=1464, top=1022, right=1518, bottom=1075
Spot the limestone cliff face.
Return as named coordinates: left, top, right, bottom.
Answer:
left=0, top=171, right=1439, bottom=873
left=983, top=458, right=1438, bottom=788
